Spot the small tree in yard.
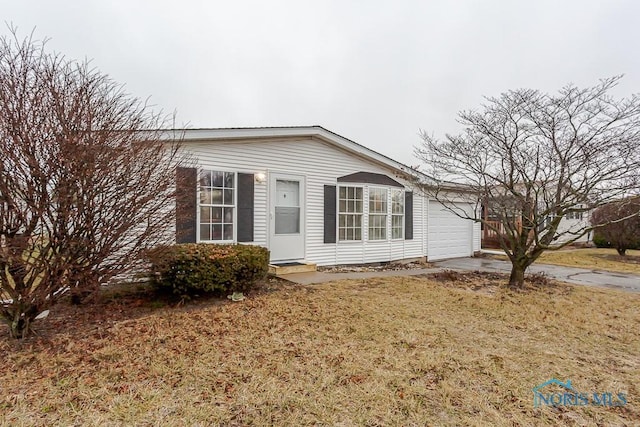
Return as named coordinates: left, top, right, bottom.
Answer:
left=591, top=197, right=640, bottom=256
left=0, top=30, right=186, bottom=338
left=416, top=76, right=640, bottom=288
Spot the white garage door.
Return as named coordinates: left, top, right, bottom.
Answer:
left=428, top=201, right=474, bottom=261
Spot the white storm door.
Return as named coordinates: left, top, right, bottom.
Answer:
left=269, top=173, right=305, bottom=261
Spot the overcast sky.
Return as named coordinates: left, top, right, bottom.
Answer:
left=4, top=0, right=640, bottom=165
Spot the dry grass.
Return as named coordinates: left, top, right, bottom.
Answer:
left=486, top=248, right=640, bottom=275
left=534, top=248, right=640, bottom=274
left=1, top=275, right=639, bottom=426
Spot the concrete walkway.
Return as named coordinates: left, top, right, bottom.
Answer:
left=279, top=258, right=640, bottom=293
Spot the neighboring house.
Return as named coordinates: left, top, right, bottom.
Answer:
left=553, top=209, right=592, bottom=244
left=482, top=203, right=591, bottom=248
left=169, top=126, right=480, bottom=265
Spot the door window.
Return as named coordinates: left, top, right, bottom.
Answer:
left=275, top=179, right=300, bottom=234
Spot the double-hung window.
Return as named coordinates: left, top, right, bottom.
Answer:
left=368, top=188, right=388, bottom=240
left=565, top=209, right=583, bottom=220
left=199, top=170, right=235, bottom=241
left=338, top=186, right=363, bottom=241
left=391, top=189, right=404, bottom=239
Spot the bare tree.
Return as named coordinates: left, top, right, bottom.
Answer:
left=591, top=197, right=640, bottom=256
left=0, top=29, right=186, bottom=338
left=416, top=77, right=640, bottom=288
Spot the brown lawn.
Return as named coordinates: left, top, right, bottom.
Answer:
left=486, top=248, right=640, bottom=275
left=534, top=248, right=640, bottom=275
left=1, top=274, right=638, bottom=426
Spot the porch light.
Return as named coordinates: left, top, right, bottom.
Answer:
left=255, top=172, right=267, bottom=183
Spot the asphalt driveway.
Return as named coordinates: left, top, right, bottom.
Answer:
left=434, top=257, right=640, bottom=292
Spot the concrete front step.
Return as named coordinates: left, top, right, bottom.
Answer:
left=268, top=262, right=317, bottom=275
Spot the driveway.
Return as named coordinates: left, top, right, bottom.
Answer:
left=434, top=257, right=640, bottom=292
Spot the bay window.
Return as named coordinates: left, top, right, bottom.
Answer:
left=391, top=189, right=404, bottom=239
left=337, top=184, right=407, bottom=242
left=368, top=188, right=388, bottom=240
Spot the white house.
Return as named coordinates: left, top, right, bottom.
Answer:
left=554, top=210, right=592, bottom=244
left=171, top=126, right=481, bottom=266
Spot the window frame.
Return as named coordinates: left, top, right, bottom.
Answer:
left=368, top=186, right=388, bottom=241
left=337, top=185, right=364, bottom=242
left=391, top=188, right=405, bottom=240
left=197, top=169, right=237, bottom=243
left=565, top=210, right=584, bottom=220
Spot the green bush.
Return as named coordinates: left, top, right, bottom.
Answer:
left=593, top=232, right=640, bottom=250
left=146, top=244, right=270, bottom=296
left=592, top=233, right=611, bottom=248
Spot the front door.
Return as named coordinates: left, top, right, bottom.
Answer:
left=269, top=173, right=305, bottom=262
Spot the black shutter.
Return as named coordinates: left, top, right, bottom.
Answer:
left=405, top=191, right=413, bottom=240
left=237, top=173, right=254, bottom=242
left=176, top=167, right=197, bottom=243
left=324, top=185, right=337, bottom=243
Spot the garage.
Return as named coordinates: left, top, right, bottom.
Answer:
left=427, top=201, right=475, bottom=261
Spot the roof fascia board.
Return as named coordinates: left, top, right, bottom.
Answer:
left=176, top=127, right=318, bottom=141
left=172, top=126, right=427, bottom=180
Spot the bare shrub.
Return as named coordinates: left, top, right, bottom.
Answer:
left=0, top=28, right=186, bottom=338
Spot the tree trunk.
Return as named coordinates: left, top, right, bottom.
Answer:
left=9, top=317, right=29, bottom=339
left=6, top=304, right=38, bottom=339
left=508, top=263, right=527, bottom=288
left=616, top=247, right=627, bottom=256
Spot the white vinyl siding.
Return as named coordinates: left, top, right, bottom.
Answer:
left=181, top=137, right=434, bottom=265
left=473, top=222, right=481, bottom=252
